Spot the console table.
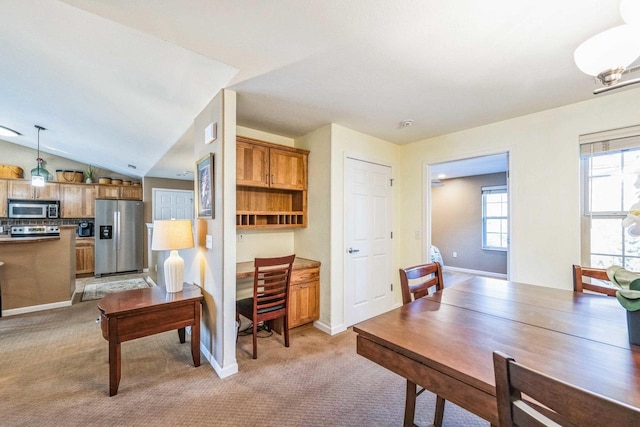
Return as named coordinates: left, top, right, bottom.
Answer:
left=97, top=283, right=203, bottom=396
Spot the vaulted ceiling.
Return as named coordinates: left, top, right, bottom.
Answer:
left=0, top=0, right=633, bottom=179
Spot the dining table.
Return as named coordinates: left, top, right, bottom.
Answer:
left=352, top=276, right=640, bottom=426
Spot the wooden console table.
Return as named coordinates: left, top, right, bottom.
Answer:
left=97, top=283, right=203, bottom=396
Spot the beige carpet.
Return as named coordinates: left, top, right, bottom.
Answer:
left=81, top=277, right=153, bottom=301
left=0, top=301, right=488, bottom=426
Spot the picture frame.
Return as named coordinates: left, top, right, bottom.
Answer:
left=196, top=153, right=214, bottom=218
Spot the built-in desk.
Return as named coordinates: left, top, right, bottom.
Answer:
left=236, top=257, right=320, bottom=329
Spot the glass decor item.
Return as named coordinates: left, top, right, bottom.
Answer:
left=31, top=125, right=49, bottom=187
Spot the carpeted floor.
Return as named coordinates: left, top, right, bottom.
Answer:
left=81, top=277, right=153, bottom=301
left=0, top=300, right=488, bottom=427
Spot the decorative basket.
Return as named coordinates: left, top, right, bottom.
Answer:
left=56, top=170, right=84, bottom=183
left=0, top=165, right=23, bottom=179
left=98, top=177, right=112, bottom=184
left=111, top=179, right=123, bottom=185
left=122, top=180, right=131, bottom=186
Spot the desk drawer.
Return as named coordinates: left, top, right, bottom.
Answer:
left=291, top=267, right=319, bottom=285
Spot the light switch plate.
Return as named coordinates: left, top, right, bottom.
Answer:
left=205, top=234, right=213, bottom=249
left=204, top=122, right=217, bottom=144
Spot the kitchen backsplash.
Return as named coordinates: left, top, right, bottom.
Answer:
left=0, top=218, right=92, bottom=235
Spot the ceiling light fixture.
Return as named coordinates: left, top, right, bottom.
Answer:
left=574, top=1, right=640, bottom=94
left=400, top=119, right=414, bottom=128
left=31, top=125, right=50, bottom=187
left=0, top=125, right=21, bottom=137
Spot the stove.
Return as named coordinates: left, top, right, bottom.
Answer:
left=10, top=225, right=60, bottom=237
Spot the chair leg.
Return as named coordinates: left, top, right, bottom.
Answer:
left=283, top=315, right=290, bottom=348
left=404, top=380, right=417, bottom=427
left=433, top=395, right=445, bottom=427
left=252, top=319, right=258, bottom=359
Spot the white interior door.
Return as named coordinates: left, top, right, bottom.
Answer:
left=152, top=189, right=194, bottom=220
left=344, top=157, right=393, bottom=327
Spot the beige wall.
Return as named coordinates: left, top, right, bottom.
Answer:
left=0, top=139, right=138, bottom=183
left=401, top=86, right=640, bottom=290
left=432, top=173, right=507, bottom=274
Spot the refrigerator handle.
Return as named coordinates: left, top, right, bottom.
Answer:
left=114, top=211, right=120, bottom=250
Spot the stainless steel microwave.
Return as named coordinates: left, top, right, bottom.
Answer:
left=8, top=199, right=60, bottom=219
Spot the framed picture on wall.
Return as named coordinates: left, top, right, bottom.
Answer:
left=197, top=153, right=214, bottom=218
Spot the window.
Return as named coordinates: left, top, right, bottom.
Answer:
left=581, top=133, right=640, bottom=270
left=482, top=185, right=508, bottom=251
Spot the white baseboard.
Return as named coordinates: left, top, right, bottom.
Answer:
left=443, top=265, right=507, bottom=279
left=203, top=343, right=238, bottom=378
left=313, top=320, right=347, bottom=335
left=3, top=300, right=72, bottom=317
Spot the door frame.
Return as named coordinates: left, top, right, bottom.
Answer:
left=343, top=154, right=394, bottom=328
left=424, top=149, right=513, bottom=279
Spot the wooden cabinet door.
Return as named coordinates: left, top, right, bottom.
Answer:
left=95, top=185, right=120, bottom=199
left=8, top=180, right=33, bottom=199
left=36, top=182, right=60, bottom=200
left=0, top=179, right=7, bottom=217
left=269, top=148, right=306, bottom=190
left=119, top=186, right=142, bottom=200
left=289, top=281, right=319, bottom=328
left=61, top=184, right=95, bottom=218
left=237, top=141, right=269, bottom=187
left=76, top=240, right=95, bottom=275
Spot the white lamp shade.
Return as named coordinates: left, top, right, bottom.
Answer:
left=574, top=25, right=640, bottom=76
left=621, top=0, right=640, bottom=25
left=151, top=219, right=194, bottom=251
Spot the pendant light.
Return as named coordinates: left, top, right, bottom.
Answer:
left=31, top=125, right=50, bottom=187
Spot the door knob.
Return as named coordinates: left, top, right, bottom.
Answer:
left=347, top=247, right=360, bottom=254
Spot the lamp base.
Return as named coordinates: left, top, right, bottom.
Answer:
left=163, top=250, right=184, bottom=293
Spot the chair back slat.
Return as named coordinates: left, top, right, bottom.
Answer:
left=572, top=264, right=617, bottom=296
left=253, top=255, right=295, bottom=316
left=493, top=351, right=640, bottom=426
left=399, top=262, right=444, bottom=305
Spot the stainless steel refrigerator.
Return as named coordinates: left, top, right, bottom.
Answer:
left=95, top=199, right=143, bottom=276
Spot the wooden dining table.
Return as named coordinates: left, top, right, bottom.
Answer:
left=353, top=276, right=640, bottom=425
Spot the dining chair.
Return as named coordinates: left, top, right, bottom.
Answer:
left=572, top=264, right=617, bottom=296
left=493, top=351, right=640, bottom=426
left=236, top=254, right=295, bottom=359
left=399, top=262, right=446, bottom=427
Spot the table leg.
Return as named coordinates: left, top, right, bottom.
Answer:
left=192, top=302, right=201, bottom=367
left=108, top=332, right=121, bottom=396
left=178, top=327, right=186, bottom=344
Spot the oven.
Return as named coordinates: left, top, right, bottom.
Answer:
left=8, top=199, right=60, bottom=219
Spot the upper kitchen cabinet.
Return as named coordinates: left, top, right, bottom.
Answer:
left=60, top=183, right=95, bottom=218
left=236, top=137, right=309, bottom=229
left=236, top=137, right=307, bottom=190
left=95, top=184, right=142, bottom=200
left=8, top=180, right=60, bottom=200
left=0, top=180, right=7, bottom=217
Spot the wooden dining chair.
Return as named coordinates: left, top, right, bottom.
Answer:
left=399, top=262, right=445, bottom=427
left=493, top=351, right=640, bottom=426
left=236, top=254, right=295, bottom=359
left=572, top=264, right=617, bottom=296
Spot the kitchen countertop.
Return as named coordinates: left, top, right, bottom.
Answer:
left=236, top=257, right=321, bottom=279
left=0, top=235, right=60, bottom=244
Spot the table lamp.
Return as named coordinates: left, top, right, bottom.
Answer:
left=151, top=219, right=194, bottom=293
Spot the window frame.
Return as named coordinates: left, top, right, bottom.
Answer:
left=482, top=185, right=508, bottom=252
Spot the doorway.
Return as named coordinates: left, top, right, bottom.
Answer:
left=343, top=157, right=393, bottom=327
left=152, top=188, right=194, bottom=220
left=428, top=153, right=510, bottom=280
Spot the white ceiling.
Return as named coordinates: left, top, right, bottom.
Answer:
left=1, top=0, right=636, bottom=179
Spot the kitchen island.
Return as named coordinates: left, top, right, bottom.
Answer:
left=0, top=225, right=75, bottom=315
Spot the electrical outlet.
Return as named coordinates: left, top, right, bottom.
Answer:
left=414, top=230, right=421, bottom=240
left=453, top=251, right=458, bottom=258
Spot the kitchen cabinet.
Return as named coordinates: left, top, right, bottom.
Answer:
left=75, top=238, right=95, bottom=275
left=60, top=184, right=95, bottom=218
left=236, top=136, right=308, bottom=229
left=288, top=266, right=320, bottom=328
left=0, top=179, right=7, bottom=217
left=8, top=180, right=60, bottom=200
left=95, top=185, right=142, bottom=200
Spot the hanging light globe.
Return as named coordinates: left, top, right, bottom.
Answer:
left=30, top=125, right=50, bottom=187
